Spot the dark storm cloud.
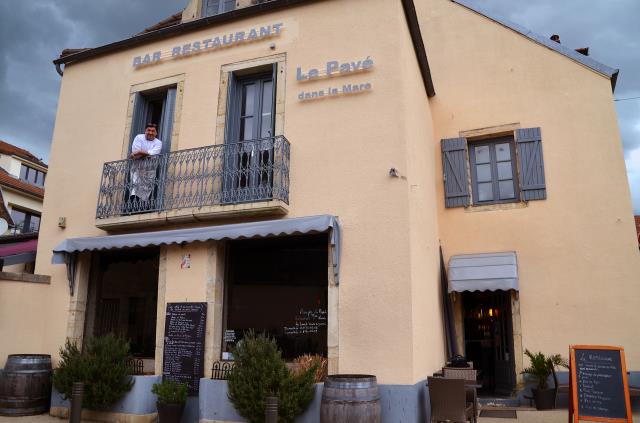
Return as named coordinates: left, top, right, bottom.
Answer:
left=0, top=0, right=188, bottom=162
left=479, top=0, right=640, bottom=213
left=0, top=1, right=638, bottom=211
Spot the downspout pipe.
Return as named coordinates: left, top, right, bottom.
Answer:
left=55, top=62, right=64, bottom=77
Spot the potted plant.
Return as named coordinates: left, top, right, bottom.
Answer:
left=152, top=379, right=188, bottom=423
left=522, top=349, right=568, bottom=410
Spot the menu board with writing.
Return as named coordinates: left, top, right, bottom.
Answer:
left=569, top=345, right=632, bottom=422
left=163, top=302, right=207, bottom=395
left=283, top=308, right=327, bottom=336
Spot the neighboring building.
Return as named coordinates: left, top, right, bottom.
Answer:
left=1, top=0, right=639, bottom=421
left=0, top=140, right=46, bottom=272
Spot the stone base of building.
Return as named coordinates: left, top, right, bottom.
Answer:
left=49, top=407, right=157, bottom=423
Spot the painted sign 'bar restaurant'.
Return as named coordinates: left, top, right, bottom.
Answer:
left=0, top=0, right=638, bottom=421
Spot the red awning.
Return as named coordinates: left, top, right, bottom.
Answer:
left=0, top=239, right=38, bottom=257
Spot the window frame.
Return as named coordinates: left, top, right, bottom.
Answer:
left=19, top=164, right=46, bottom=188
left=469, top=136, right=520, bottom=206
left=201, top=0, right=235, bottom=18
left=10, top=206, right=41, bottom=233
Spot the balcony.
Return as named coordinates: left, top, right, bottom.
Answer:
left=96, top=136, right=290, bottom=230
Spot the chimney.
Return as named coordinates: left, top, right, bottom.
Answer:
left=575, top=47, right=590, bottom=56
left=550, top=34, right=561, bottom=43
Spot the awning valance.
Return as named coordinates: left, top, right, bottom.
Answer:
left=53, top=215, right=341, bottom=295
left=0, top=239, right=38, bottom=266
left=448, top=252, right=518, bottom=293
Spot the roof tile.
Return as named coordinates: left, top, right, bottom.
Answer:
left=0, top=168, right=44, bottom=198
left=0, top=140, right=47, bottom=167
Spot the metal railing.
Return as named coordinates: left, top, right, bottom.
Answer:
left=96, top=136, right=290, bottom=219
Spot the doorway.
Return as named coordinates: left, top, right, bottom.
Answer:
left=462, top=290, right=516, bottom=395
left=85, top=248, right=160, bottom=372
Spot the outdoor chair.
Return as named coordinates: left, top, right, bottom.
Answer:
left=551, top=365, right=569, bottom=408
left=443, top=367, right=479, bottom=419
left=427, top=376, right=476, bottom=423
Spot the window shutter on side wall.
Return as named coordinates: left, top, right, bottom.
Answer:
left=515, top=127, right=546, bottom=201
left=442, top=137, right=470, bottom=208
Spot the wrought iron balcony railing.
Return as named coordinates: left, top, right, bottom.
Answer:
left=96, top=136, right=290, bottom=219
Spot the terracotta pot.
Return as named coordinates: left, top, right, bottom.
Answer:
left=532, top=388, right=555, bottom=410
left=156, top=401, right=185, bottom=423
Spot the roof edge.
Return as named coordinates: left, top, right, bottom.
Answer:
left=53, top=0, right=319, bottom=67
left=450, top=0, right=619, bottom=92
left=401, top=0, right=436, bottom=97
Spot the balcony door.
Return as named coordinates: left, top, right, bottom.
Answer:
left=224, top=67, right=276, bottom=203
left=124, top=87, right=176, bottom=213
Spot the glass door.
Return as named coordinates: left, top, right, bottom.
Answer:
left=224, top=69, right=275, bottom=203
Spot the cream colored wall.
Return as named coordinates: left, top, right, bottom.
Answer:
left=0, top=155, right=21, bottom=177
left=33, top=0, right=438, bottom=385
left=0, top=280, right=49, bottom=367
left=4, top=189, right=43, bottom=214
left=418, top=0, right=640, bottom=368
left=397, top=11, right=446, bottom=380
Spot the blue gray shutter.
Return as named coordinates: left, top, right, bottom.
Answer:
left=159, top=87, right=176, bottom=154
left=441, top=137, right=470, bottom=208
left=515, top=127, right=546, bottom=201
left=129, top=93, right=147, bottom=152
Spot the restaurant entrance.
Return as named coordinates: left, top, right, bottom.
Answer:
left=462, top=290, right=516, bottom=395
left=85, top=248, right=159, bottom=372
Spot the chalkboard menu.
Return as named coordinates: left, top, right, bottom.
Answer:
left=163, top=303, right=207, bottom=395
left=569, top=345, right=632, bottom=422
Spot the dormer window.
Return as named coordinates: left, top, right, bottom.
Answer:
left=201, top=0, right=235, bottom=18
left=19, top=164, right=46, bottom=188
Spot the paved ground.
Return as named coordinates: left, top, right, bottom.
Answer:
left=1, top=409, right=639, bottom=422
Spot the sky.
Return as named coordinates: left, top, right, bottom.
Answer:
left=0, top=0, right=638, bottom=213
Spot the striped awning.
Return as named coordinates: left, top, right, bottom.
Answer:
left=52, top=215, right=341, bottom=295
left=448, top=252, right=518, bottom=292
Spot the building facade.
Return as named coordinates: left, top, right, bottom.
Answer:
left=1, top=0, right=638, bottom=421
left=0, top=140, right=46, bottom=273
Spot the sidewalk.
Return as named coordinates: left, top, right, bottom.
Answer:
left=1, top=410, right=638, bottom=422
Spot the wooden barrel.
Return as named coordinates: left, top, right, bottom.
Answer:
left=320, top=374, right=381, bottom=423
left=0, top=355, right=52, bottom=416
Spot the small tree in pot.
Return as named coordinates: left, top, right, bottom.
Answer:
left=523, top=349, right=568, bottom=410
left=152, top=379, right=188, bottom=423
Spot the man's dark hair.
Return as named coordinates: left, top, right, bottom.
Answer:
left=145, top=123, right=158, bottom=130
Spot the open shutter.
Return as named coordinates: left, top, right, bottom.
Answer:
left=129, top=93, right=147, bottom=152
left=515, top=127, right=546, bottom=201
left=441, top=137, right=470, bottom=208
left=159, top=87, right=176, bottom=154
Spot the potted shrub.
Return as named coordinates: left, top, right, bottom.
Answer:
left=53, top=334, right=134, bottom=411
left=227, top=331, right=317, bottom=423
left=152, top=379, right=188, bottom=423
left=523, top=349, right=568, bottom=410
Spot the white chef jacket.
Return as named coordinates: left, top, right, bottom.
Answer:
left=131, top=134, right=162, bottom=155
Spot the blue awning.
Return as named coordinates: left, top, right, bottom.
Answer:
left=53, top=215, right=341, bottom=295
left=448, top=252, right=518, bottom=292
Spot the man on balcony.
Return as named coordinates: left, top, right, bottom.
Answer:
left=129, top=123, right=162, bottom=209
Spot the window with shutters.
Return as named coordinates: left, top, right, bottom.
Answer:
left=469, top=137, right=519, bottom=205
left=128, top=86, right=177, bottom=155
left=441, top=127, right=546, bottom=208
left=201, top=0, right=235, bottom=18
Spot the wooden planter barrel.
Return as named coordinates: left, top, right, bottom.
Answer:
left=320, top=374, right=381, bottom=423
left=0, top=355, right=52, bottom=416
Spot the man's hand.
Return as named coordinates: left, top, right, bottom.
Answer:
left=130, top=150, right=149, bottom=159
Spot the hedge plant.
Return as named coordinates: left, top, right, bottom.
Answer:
left=53, top=334, right=134, bottom=410
left=227, top=331, right=317, bottom=423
